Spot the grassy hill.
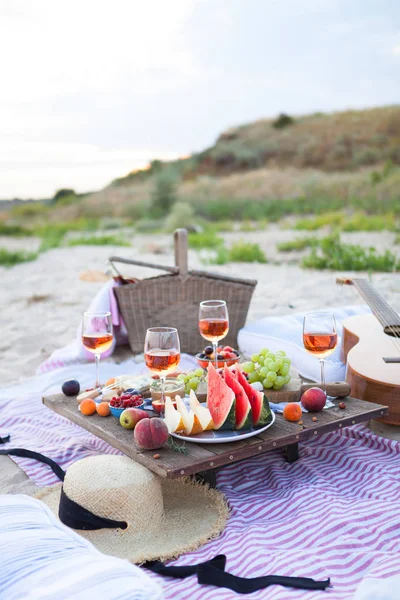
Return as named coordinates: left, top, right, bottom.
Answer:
left=3, top=105, right=400, bottom=228
left=114, top=105, right=400, bottom=187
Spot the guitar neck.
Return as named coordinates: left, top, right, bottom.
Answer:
left=351, top=279, right=400, bottom=329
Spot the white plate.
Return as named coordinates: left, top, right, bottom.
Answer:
left=170, top=411, right=275, bottom=444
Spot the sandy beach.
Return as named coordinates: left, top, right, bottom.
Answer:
left=1, top=227, right=400, bottom=495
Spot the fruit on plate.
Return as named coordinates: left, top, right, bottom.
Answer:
left=62, top=380, right=80, bottom=396
left=134, top=417, right=169, bottom=450
left=109, top=392, right=144, bottom=409
left=207, top=362, right=236, bottom=430
left=242, top=348, right=291, bottom=390
left=120, top=408, right=149, bottom=429
left=224, top=364, right=252, bottom=429
left=176, top=396, right=203, bottom=436
left=176, top=369, right=204, bottom=395
left=164, top=396, right=185, bottom=433
left=300, top=387, right=326, bottom=412
left=236, top=365, right=271, bottom=426
left=189, top=390, right=214, bottom=431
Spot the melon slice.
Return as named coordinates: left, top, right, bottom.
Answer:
left=224, top=364, right=252, bottom=429
left=176, top=396, right=204, bottom=436
left=207, top=362, right=236, bottom=430
left=164, top=396, right=185, bottom=433
left=189, top=390, right=214, bottom=431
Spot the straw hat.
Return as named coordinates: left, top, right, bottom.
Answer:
left=36, top=454, right=228, bottom=564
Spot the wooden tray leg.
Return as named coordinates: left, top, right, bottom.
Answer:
left=285, top=442, right=299, bottom=463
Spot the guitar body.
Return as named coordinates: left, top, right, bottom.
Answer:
left=342, top=314, right=400, bottom=425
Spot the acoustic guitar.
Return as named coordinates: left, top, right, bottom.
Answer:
left=337, top=278, right=400, bottom=425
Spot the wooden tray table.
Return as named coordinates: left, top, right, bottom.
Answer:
left=42, top=394, right=388, bottom=485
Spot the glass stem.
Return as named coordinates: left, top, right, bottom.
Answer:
left=160, top=375, right=166, bottom=418
left=212, top=342, right=218, bottom=368
left=95, top=353, right=100, bottom=388
left=319, top=358, right=326, bottom=395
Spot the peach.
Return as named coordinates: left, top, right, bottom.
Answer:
left=134, top=417, right=169, bottom=450
left=300, top=387, right=326, bottom=412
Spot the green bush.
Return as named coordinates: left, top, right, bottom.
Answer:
left=210, top=142, right=262, bottom=170
left=188, top=231, right=224, bottom=249
left=277, top=237, right=318, bottom=252
left=295, top=212, right=344, bottom=230
left=294, top=211, right=398, bottom=232
left=67, top=235, right=130, bottom=247
left=0, top=248, right=38, bottom=267
left=272, top=113, right=294, bottom=129
left=302, top=233, right=399, bottom=271
left=11, top=202, right=49, bottom=219
left=39, top=230, right=66, bottom=252
left=0, top=222, right=33, bottom=236
left=150, top=170, right=178, bottom=217
left=165, top=202, right=195, bottom=232
left=207, top=241, right=267, bottom=264
left=228, top=241, right=267, bottom=263
left=134, top=218, right=163, bottom=233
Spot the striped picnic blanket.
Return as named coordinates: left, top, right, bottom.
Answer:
left=2, top=367, right=400, bottom=599
left=1, top=305, right=400, bottom=599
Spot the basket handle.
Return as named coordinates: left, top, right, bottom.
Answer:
left=174, top=229, right=188, bottom=276
left=109, top=256, right=179, bottom=274
left=109, top=229, right=189, bottom=276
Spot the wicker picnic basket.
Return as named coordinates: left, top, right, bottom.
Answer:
left=109, top=229, right=257, bottom=355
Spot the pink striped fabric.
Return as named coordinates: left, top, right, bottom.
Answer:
left=2, top=387, right=400, bottom=598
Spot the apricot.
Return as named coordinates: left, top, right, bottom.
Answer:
left=283, top=402, right=302, bottom=422
left=96, top=402, right=111, bottom=417
left=105, top=377, right=116, bottom=386
left=134, top=417, right=169, bottom=450
left=79, top=398, right=97, bottom=415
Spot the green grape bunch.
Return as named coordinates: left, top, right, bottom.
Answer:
left=242, top=348, right=291, bottom=391
left=177, top=368, right=205, bottom=395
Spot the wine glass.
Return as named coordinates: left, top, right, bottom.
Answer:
left=303, top=312, right=337, bottom=398
left=82, top=312, right=113, bottom=388
left=144, top=327, right=181, bottom=418
left=199, top=300, right=229, bottom=368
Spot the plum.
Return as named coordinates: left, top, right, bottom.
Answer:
left=62, top=380, right=80, bottom=396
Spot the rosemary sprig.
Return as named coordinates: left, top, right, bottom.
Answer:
left=167, top=436, right=188, bottom=454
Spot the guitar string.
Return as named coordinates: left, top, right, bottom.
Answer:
left=341, top=277, right=400, bottom=355
left=357, top=280, right=400, bottom=328
left=354, top=280, right=400, bottom=356
left=355, top=280, right=400, bottom=338
left=355, top=281, right=400, bottom=345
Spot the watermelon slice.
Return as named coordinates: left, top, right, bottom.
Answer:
left=224, top=364, right=252, bottom=429
left=207, top=362, right=236, bottom=430
left=252, top=390, right=272, bottom=426
left=236, top=365, right=272, bottom=426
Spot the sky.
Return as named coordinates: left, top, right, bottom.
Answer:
left=0, top=0, right=399, bottom=199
